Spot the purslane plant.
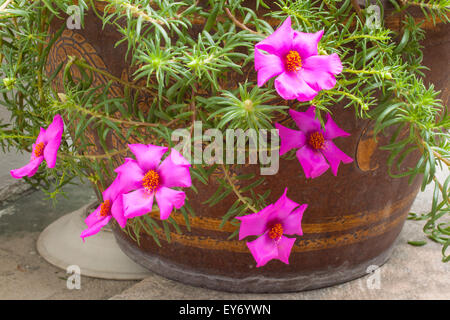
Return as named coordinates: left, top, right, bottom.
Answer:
left=0, top=0, right=448, bottom=263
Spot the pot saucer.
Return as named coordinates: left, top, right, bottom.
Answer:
left=37, top=203, right=151, bottom=280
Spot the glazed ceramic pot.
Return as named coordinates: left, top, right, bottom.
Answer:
left=45, top=2, right=449, bottom=292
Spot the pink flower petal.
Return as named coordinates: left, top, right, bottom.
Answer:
left=289, top=106, right=321, bottom=134
left=10, top=157, right=43, bottom=179
left=292, top=30, right=324, bottom=60
left=255, top=17, right=293, bottom=56
left=247, top=233, right=296, bottom=267
left=43, top=134, right=62, bottom=169
left=128, top=144, right=168, bottom=172
left=282, top=204, right=307, bottom=236
left=158, top=149, right=191, bottom=188
left=123, top=189, right=154, bottom=219
left=111, top=195, right=127, bottom=228
left=115, top=159, right=145, bottom=191
left=85, top=179, right=128, bottom=230
left=299, top=53, right=342, bottom=94
left=44, top=114, right=64, bottom=144
left=35, top=127, right=47, bottom=145
left=84, top=206, right=102, bottom=228
left=296, top=146, right=330, bottom=178
left=299, top=68, right=337, bottom=92
left=41, top=115, right=65, bottom=168
left=255, top=49, right=285, bottom=87
left=235, top=204, right=274, bottom=240
left=103, top=176, right=131, bottom=201
left=324, top=113, right=351, bottom=140
left=155, top=187, right=186, bottom=220
left=302, top=53, right=343, bottom=75
left=275, top=123, right=306, bottom=156
left=321, top=140, right=353, bottom=176
left=246, top=232, right=279, bottom=267
left=168, top=148, right=191, bottom=166
left=271, top=188, right=301, bottom=222
left=80, top=215, right=111, bottom=241
left=103, top=180, right=119, bottom=201
left=274, top=72, right=318, bottom=101
left=276, top=236, right=296, bottom=265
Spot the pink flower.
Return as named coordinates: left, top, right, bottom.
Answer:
left=10, top=114, right=64, bottom=179
left=275, top=106, right=353, bottom=179
left=236, top=189, right=307, bottom=267
left=80, top=178, right=129, bottom=241
left=116, top=144, right=192, bottom=221
left=255, top=17, right=342, bottom=102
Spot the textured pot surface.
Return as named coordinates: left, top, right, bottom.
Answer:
left=46, top=4, right=449, bottom=292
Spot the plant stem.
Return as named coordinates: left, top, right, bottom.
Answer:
left=224, top=7, right=262, bottom=36
left=0, top=133, right=36, bottom=140
left=190, top=85, right=197, bottom=136
left=326, top=88, right=367, bottom=110
left=400, top=0, right=446, bottom=11
left=71, top=57, right=169, bottom=103
left=37, top=6, right=47, bottom=107
left=415, top=127, right=450, bottom=167
left=67, top=99, right=180, bottom=129
left=221, top=163, right=259, bottom=213
left=60, top=147, right=129, bottom=160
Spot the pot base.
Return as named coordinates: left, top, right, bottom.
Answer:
left=113, top=227, right=395, bottom=293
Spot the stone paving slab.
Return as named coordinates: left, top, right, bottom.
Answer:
left=0, top=232, right=138, bottom=300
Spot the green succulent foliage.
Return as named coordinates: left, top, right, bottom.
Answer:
left=0, top=0, right=449, bottom=261
left=204, top=82, right=288, bottom=130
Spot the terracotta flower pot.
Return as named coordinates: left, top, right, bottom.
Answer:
left=45, top=3, right=449, bottom=292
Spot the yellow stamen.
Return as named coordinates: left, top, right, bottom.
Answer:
left=268, top=223, right=283, bottom=240
left=285, top=50, right=302, bottom=72
left=309, top=132, right=325, bottom=150
left=142, top=170, right=160, bottom=193
left=34, top=142, right=45, bottom=157
left=99, top=200, right=111, bottom=217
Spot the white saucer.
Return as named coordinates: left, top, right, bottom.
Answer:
left=37, top=203, right=151, bottom=280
